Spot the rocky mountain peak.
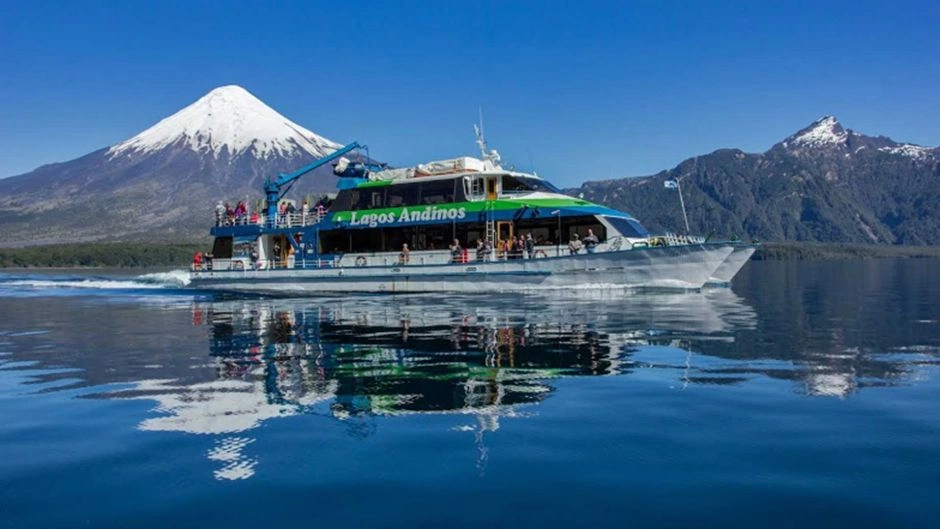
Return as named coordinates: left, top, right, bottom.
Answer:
left=774, top=116, right=936, bottom=161
left=780, top=116, right=850, bottom=150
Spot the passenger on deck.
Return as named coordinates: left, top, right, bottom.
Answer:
left=450, top=239, right=463, bottom=263
left=501, top=239, right=512, bottom=260
left=514, top=236, right=525, bottom=259
left=584, top=229, right=599, bottom=253
left=234, top=201, right=247, bottom=224
left=399, top=243, right=410, bottom=265
left=525, top=233, right=535, bottom=259
left=568, top=233, right=583, bottom=255
left=224, top=202, right=235, bottom=225
left=476, top=239, right=491, bottom=262
left=285, top=202, right=296, bottom=227
left=278, top=202, right=287, bottom=227
left=215, top=202, right=225, bottom=226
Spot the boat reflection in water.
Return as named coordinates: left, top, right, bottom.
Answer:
left=116, top=291, right=755, bottom=479
left=110, top=287, right=935, bottom=480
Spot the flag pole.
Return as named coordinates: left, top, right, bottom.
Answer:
left=676, top=178, right=691, bottom=234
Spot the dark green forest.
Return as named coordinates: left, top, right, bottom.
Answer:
left=0, top=243, right=204, bottom=268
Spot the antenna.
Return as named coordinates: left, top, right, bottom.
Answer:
left=474, top=107, right=488, bottom=158
left=474, top=107, right=502, bottom=169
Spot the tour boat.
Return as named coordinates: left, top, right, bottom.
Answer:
left=189, top=136, right=755, bottom=294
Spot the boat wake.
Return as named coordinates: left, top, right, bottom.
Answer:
left=0, top=269, right=192, bottom=294
left=135, top=270, right=192, bottom=287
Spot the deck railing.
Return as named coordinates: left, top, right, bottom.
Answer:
left=214, top=211, right=326, bottom=228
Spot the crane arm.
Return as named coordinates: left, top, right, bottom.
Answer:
left=263, top=141, right=361, bottom=221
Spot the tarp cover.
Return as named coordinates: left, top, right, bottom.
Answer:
left=369, top=167, right=415, bottom=181
left=415, top=157, right=485, bottom=176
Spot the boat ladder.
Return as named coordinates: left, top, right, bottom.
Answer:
left=485, top=207, right=496, bottom=248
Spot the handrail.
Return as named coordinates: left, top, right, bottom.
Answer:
left=214, top=211, right=326, bottom=228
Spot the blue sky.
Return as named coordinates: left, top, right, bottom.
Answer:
left=1, top=0, right=937, bottom=187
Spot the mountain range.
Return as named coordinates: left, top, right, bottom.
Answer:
left=0, top=86, right=938, bottom=246
left=570, top=116, right=940, bottom=244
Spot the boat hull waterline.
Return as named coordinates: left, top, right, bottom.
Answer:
left=189, top=243, right=740, bottom=294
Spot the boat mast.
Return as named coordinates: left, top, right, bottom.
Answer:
left=474, top=108, right=502, bottom=170
left=474, top=107, right=489, bottom=159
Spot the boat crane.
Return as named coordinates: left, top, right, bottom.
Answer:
left=263, top=141, right=380, bottom=221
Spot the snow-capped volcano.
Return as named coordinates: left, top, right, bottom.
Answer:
left=1, top=85, right=352, bottom=246
left=108, top=85, right=342, bottom=160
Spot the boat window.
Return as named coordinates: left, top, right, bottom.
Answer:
left=465, top=175, right=485, bottom=201
left=211, top=237, right=233, bottom=259
left=319, top=224, right=460, bottom=254
left=604, top=216, right=649, bottom=238
left=515, top=214, right=606, bottom=245
left=386, top=183, right=420, bottom=208
left=350, top=228, right=383, bottom=252
left=320, top=230, right=350, bottom=253
left=421, top=180, right=455, bottom=205
left=232, top=236, right=256, bottom=258
left=331, top=190, right=354, bottom=211
left=355, top=191, right=376, bottom=210
left=342, top=178, right=469, bottom=211
left=501, top=175, right=562, bottom=194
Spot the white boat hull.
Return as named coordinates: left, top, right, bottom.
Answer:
left=707, top=243, right=758, bottom=284
left=190, top=243, right=736, bottom=295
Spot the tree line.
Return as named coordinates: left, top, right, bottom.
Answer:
left=0, top=243, right=204, bottom=268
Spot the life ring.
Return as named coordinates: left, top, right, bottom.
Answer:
left=355, top=255, right=367, bottom=267
left=533, top=249, right=548, bottom=259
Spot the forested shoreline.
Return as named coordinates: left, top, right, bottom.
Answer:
left=0, top=243, right=206, bottom=268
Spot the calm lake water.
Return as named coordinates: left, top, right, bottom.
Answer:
left=1, top=260, right=938, bottom=529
